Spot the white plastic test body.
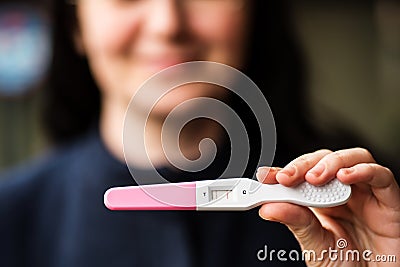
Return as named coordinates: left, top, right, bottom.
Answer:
left=195, top=178, right=351, bottom=210
left=104, top=178, right=352, bottom=211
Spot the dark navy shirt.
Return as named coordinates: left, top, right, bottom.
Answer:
left=0, top=131, right=305, bottom=267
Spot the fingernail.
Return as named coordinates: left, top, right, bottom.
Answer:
left=341, top=167, right=354, bottom=175
left=280, top=166, right=296, bottom=177
left=308, top=163, right=325, bottom=177
left=256, top=167, right=270, bottom=178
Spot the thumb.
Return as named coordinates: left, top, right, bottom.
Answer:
left=259, top=203, right=330, bottom=251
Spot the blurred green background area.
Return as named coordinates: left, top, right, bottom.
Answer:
left=292, top=0, right=400, bottom=158
left=0, top=0, right=399, bottom=171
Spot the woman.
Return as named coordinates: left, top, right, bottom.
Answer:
left=0, top=1, right=398, bottom=266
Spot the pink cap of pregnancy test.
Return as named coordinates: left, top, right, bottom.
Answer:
left=104, top=182, right=197, bottom=210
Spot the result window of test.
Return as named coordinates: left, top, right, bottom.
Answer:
left=211, top=190, right=232, bottom=200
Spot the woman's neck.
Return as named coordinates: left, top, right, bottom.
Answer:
left=100, top=96, right=223, bottom=170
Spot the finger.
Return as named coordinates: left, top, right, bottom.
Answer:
left=305, top=148, right=375, bottom=186
left=256, top=167, right=281, bottom=184
left=338, top=163, right=400, bottom=209
left=276, top=149, right=332, bottom=187
left=259, top=203, right=332, bottom=250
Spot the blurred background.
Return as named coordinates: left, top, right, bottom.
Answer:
left=0, top=0, right=399, bottom=172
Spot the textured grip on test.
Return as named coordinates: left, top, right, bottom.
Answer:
left=297, top=179, right=351, bottom=207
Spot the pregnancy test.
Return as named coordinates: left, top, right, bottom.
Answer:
left=104, top=178, right=351, bottom=211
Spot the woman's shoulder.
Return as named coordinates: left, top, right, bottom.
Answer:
left=0, top=131, right=102, bottom=202
left=0, top=131, right=113, bottom=265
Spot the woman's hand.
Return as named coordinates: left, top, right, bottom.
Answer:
left=256, top=148, right=400, bottom=266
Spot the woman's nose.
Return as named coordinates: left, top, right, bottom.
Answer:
left=144, top=0, right=185, bottom=41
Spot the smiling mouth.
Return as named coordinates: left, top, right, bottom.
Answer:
left=137, top=48, right=201, bottom=73
left=144, top=57, right=196, bottom=73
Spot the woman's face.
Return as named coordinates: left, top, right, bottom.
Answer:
left=75, top=0, right=250, bottom=115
